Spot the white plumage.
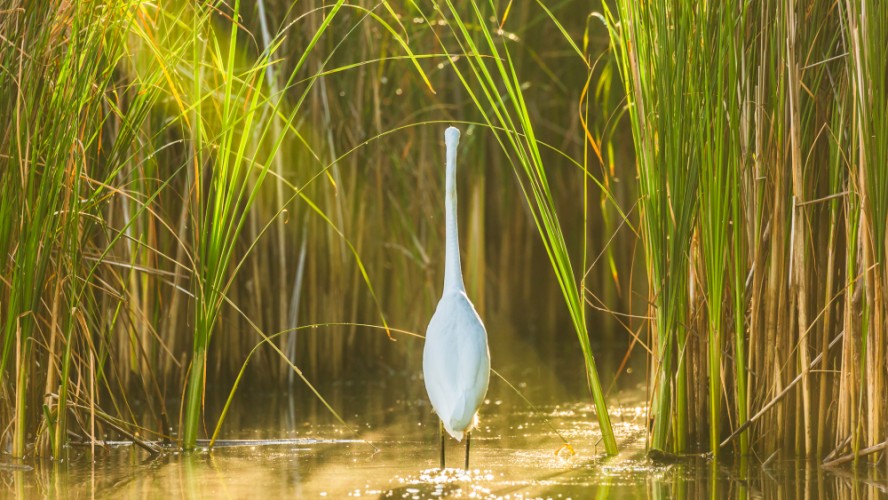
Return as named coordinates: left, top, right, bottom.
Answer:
left=423, top=126, right=490, bottom=464
left=424, top=290, right=490, bottom=440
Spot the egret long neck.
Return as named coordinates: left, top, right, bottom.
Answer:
left=443, top=130, right=465, bottom=293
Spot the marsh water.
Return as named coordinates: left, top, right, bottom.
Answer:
left=3, top=362, right=886, bottom=499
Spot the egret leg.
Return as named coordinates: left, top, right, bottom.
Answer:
left=439, top=420, right=445, bottom=470
left=464, top=432, right=471, bottom=470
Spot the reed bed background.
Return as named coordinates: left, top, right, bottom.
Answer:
left=0, top=0, right=886, bottom=472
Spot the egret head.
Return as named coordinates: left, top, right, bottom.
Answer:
left=445, top=126, right=460, bottom=149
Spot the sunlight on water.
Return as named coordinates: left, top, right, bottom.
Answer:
left=2, top=376, right=886, bottom=498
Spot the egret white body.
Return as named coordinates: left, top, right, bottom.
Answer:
left=423, top=126, right=490, bottom=469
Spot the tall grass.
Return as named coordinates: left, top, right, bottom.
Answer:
left=603, top=0, right=702, bottom=453
left=844, top=0, right=888, bottom=460
left=2, top=0, right=627, bottom=458
left=180, top=0, right=351, bottom=451
left=604, top=0, right=888, bottom=461
left=695, top=2, right=742, bottom=457
left=0, top=0, right=142, bottom=458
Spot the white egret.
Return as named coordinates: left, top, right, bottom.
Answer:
left=423, top=126, right=491, bottom=471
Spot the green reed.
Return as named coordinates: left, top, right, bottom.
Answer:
left=603, top=0, right=702, bottom=452
left=844, top=0, right=888, bottom=459
left=181, top=0, right=355, bottom=449
left=0, top=0, right=130, bottom=457
left=696, top=1, right=742, bottom=456
left=603, top=0, right=887, bottom=462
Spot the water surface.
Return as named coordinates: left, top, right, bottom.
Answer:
left=2, top=372, right=885, bottom=498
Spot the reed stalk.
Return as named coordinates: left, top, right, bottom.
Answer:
left=182, top=0, right=350, bottom=449
left=603, top=0, right=870, bottom=458
left=603, top=0, right=703, bottom=453
left=843, top=0, right=888, bottom=461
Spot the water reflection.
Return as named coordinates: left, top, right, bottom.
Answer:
left=2, top=377, right=886, bottom=498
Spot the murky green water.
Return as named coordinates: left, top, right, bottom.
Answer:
left=2, top=371, right=886, bottom=498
